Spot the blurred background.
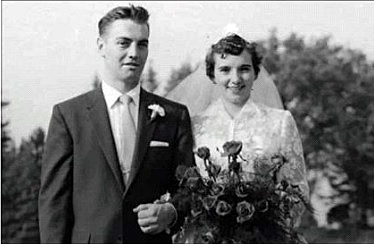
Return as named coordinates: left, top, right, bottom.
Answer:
left=2, top=1, right=374, bottom=243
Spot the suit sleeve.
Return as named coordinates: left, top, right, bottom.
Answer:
left=38, top=104, right=74, bottom=243
left=279, top=111, right=310, bottom=226
left=169, top=105, right=196, bottom=234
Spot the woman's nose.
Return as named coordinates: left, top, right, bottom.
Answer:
left=230, top=71, right=241, bottom=83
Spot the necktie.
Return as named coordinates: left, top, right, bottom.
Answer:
left=119, top=94, right=136, bottom=185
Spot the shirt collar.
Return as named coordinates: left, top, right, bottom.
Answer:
left=102, top=80, right=141, bottom=109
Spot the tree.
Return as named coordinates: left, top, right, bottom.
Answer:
left=2, top=100, right=12, bottom=153
left=260, top=31, right=374, bottom=227
left=2, top=127, right=45, bottom=243
left=142, top=60, right=159, bottom=92
left=92, top=72, right=101, bottom=89
left=158, top=61, right=196, bottom=96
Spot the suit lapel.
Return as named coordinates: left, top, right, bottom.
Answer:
left=86, top=88, right=125, bottom=193
left=125, top=89, right=158, bottom=196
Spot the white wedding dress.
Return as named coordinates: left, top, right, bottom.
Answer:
left=192, top=97, right=309, bottom=224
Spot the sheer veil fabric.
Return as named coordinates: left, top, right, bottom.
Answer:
left=166, top=62, right=284, bottom=116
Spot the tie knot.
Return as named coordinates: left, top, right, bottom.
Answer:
left=119, top=94, right=132, bottom=105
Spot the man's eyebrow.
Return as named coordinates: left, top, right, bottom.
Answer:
left=115, top=37, right=132, bottom=41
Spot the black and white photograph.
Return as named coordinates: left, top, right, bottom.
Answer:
left=2, top=1, right=374, bottom=243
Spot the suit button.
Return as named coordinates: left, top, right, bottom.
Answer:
left=117, top=236, right=122, bottom=243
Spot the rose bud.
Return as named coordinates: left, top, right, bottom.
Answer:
left=216, top=200, right=232, bottom=216
left=271, top=154, right=284, bottom=164
left=256, top=200, right=269, bottom=213
left=207, top=163, right=221, bottom=179
left=222, top=141, right=243, bottom=157
left=197, top=147, right=211, bottom=160
left=236, top=201, right=255, bottom=224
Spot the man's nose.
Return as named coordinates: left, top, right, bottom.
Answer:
left=128, top=43, right=138, bottom=59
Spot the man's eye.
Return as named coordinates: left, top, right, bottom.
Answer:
left=138, top=42, right=148, bottom=49
left=118, top=41, right=131, bottom=47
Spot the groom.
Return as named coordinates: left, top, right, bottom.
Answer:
left=38, top=5, right=195, bottom=243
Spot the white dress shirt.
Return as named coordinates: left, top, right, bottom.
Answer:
left=102, top=81, right=140, bottom=181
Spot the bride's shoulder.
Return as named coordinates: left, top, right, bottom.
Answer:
left=255, top=102, right=293, bottom=121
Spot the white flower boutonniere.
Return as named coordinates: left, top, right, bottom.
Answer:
left=148, top=104, right=165, bottom=121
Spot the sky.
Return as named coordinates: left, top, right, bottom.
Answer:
left=2, top=1, right=374, bottom=146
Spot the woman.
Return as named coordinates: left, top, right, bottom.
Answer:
left=191, top=33, right=309, bottom=227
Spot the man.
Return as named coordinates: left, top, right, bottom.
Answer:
left=38, top=5, right=195, bottom=243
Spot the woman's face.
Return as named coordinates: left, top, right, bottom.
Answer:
left=213, top=50, right=256, bottom=107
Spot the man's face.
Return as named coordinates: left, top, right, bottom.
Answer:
left=98, top=19, right=149, bottom=86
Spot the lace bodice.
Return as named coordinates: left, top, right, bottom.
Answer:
left=192, top=98, right=309, bottom=224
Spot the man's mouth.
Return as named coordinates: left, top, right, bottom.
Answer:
left=124, top=62, right=140, bottom=67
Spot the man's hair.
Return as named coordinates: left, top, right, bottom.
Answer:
left=205, top=34, right=262, bottom=81
left=98, top=5, right=150, bottom=37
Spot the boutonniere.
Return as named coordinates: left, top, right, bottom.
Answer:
left=148, top=104, right=165, bottom=121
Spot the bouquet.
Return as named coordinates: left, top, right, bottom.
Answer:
left=172, top=141, right=310, bottom=244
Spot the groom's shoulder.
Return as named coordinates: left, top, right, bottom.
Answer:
left=55, top=88, right=99, bottom=110
left=145, top=90, right=189, bottom=112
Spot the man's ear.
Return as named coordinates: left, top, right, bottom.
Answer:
left=97, top=37, right=105, bottom=58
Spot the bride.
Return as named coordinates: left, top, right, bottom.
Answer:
left=169, top=33, right=309, bottom=243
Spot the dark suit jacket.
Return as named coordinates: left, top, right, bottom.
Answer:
left=38, top=87, right=195, bottom=243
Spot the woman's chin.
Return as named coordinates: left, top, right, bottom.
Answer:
left=224, top=91, right=250, bottom=106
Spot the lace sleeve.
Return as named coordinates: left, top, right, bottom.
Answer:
left=279, top=111, right=310, bottom=226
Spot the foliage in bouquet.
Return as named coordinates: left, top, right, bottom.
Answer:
left=172, top=141, right=311, bottom=244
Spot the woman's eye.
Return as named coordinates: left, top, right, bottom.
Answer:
left=219, top=67, right=230, bottom=73
left=240, top=66, right=251, bottom=72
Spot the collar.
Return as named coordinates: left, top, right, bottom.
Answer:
left=204, top=97, right=258, bottom=120
left=102, top=81, right=141, bottom=109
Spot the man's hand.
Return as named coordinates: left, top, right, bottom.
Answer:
left=133, top=203, right=176, bottom=234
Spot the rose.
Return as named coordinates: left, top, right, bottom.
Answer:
left=222, top=141, right=243, bottom=157
left=256, top=200, right=269, bottom=213
left=202, top=195, right=218, bottom=211
left=186, top=177, right=204, bottom=192
left=236, top=201, right=255, bottom=224
left=183, top=167, right=201, bottom=179
left=271, top=154, right=285, bottom=165
left=235, top=182, right=250, bottom=198
left=191, top=196, right=204, bottom=217
left=216, top=200, right=232, bottom=216
left=148, top=104, right=165, bottom=121
left=197, top=146, right=211, bottom=160
left=210, top=182, right=225, bottom=196
left=175, top=165, right=188, bottom=181
left=198, top=232, right=215, bottom=244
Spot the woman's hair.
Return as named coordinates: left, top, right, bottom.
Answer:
left=98, top=5, right=150, bottom=37
left=205, top=34, right=262, bottom=80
